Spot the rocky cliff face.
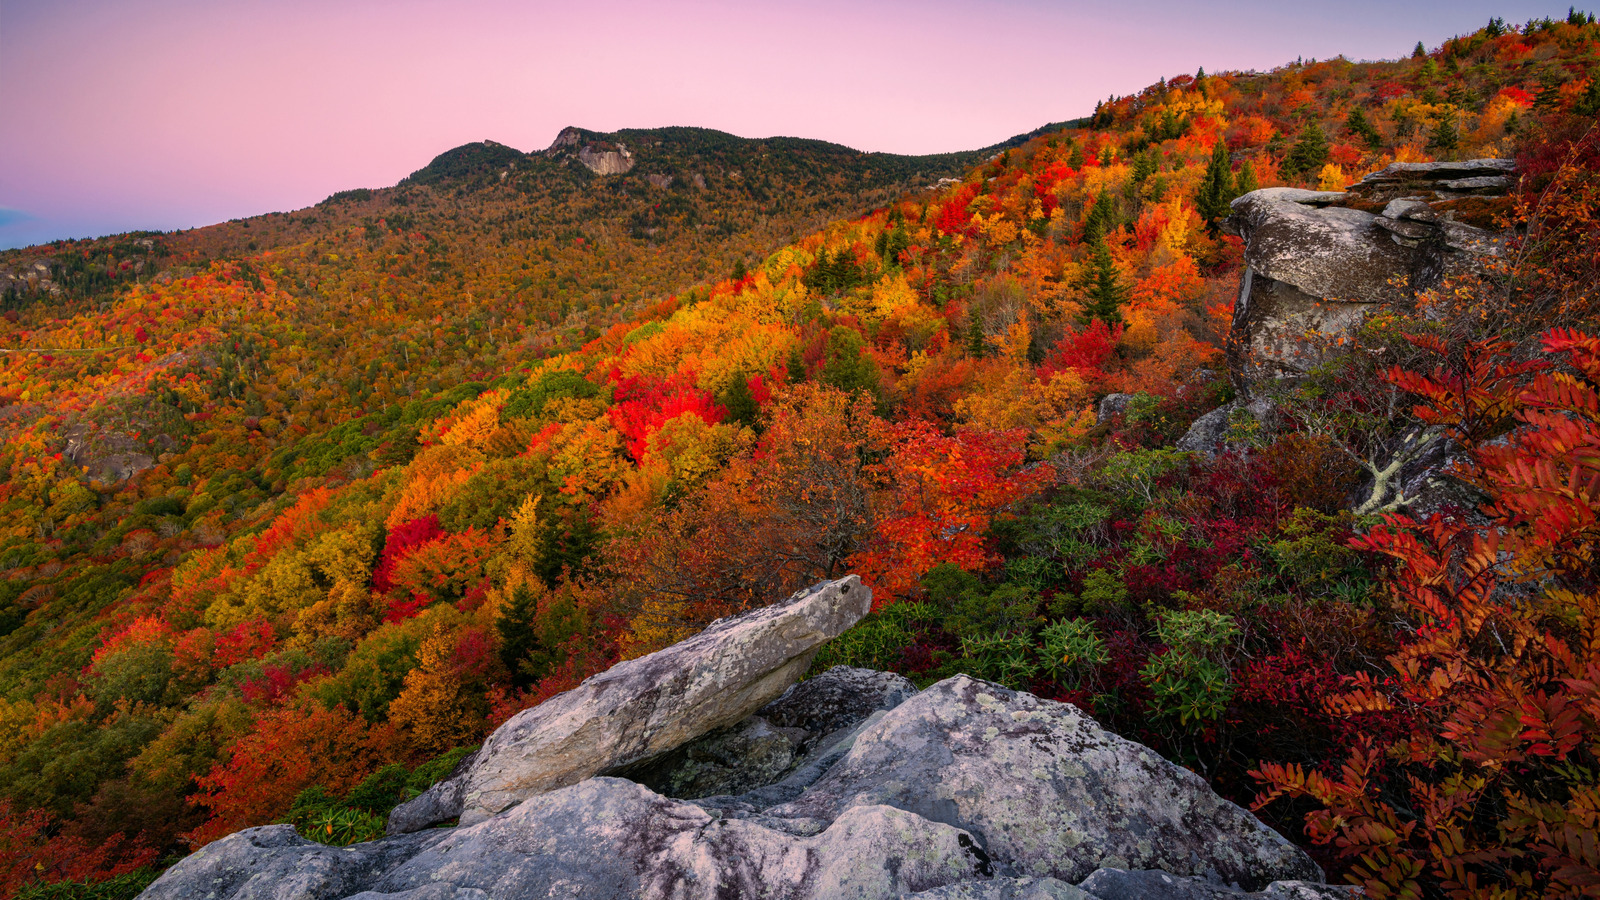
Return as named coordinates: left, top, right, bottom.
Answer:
left=138, top=575, right=1358, bottom=900
left=546, top=125, right=636, bottom=175
left=1225, top=158, right=1515, bottom=393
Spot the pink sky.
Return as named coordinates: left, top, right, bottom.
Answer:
left=0, top=0, right=1574, bottom=248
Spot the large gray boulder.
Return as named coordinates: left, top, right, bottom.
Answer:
left=1225, top=193, right=1408, bottom=384
left=139, top=673, right=1333, bottom=900
left=762, top=665, right=918, bottom=737
left=148, top=778, right=993, bottom=900
left=758, top=676, right=1320, bottom=889
left=1076, top=868, right=1360, bottom=900
left=135, top=825, right=443, bottom=900
left=390, top=576, right=872, bottom=832
left=1224, top=159, right=1513, bottom=393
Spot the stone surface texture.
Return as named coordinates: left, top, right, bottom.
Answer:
left=616, top=665, right=918, bottom=801
left=389, top=576, right=871, bottom=831
left=756, top=675, right=1320, bottom=889
left=141, top=586, right=1353, bottom=900
left=1225, top=157, right=1514, bottom=392
left=1076, top=868, right=1361, bottom=900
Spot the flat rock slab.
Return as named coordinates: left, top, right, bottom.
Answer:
left=137, top=825, right=444, bottom=900
left=1229, top=192, right=1411, bottom=303
left=390, top=576, right=872, bottom=831
left=1077, top=868, right=1361, bottom=900
left=761, top=675, right=1321, bottom=889
left=150, top=779, right=993, bottom=900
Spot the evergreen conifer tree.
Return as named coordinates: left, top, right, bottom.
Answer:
left=1125, top=149, right=1158, bottom=205
left=719, top=374, right=759, bottom=428
left=1082, top=193, right=1115, bottom=245
left=1413, top=41, right=1427, bottom=58
left=786, top=341, right=808, bottom=383
left=1428, top=113, right=1460, bottom=158
left=1346, top=108, right=1383, bottom=150
left=1283, top=124, right=1330, bottom=181
left=497, top=584, right=540, bottom=688
left=966, top=307, right=986, bottom=359
left=1195, top=140, right=1236, bottom=233
left=1080, top=237, right=1127, bottom=327
left=1234, top=160, right=1260, bottom=196
left=819, top=326, right=880, bottom=398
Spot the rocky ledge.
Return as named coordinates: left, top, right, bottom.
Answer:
left=139, top=577, right=1354, bottom=900
left=1224, top=157, right=1514, bottom=391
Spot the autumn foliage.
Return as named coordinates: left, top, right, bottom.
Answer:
left=0, top=14, right=1597, bottom=895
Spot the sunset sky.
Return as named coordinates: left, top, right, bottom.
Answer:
left=0, top=0, right=1576, bottom=249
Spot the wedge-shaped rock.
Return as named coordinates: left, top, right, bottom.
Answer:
left=762, top=675, right=1321, bottom=890
left=389, top=576, right=871, bottom=831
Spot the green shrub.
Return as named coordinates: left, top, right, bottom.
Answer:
left=954, top=633, right=1038, bottom=689
left=16, top=870, right=158, bottom=900
left=810, top=602, right=935, bottom=673
left=949, top=583, right=1037, bottom=639
left=1140, top=609, right=1240, bottom=725
left=1040, top=618, right=1108, bottom=685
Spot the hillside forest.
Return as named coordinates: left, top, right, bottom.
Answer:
left=2, top=14, right=1600, bottom=899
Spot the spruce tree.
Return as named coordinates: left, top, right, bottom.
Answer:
left=1283, top=124, right=1330, bottom=181
left=1082, top=193, right=1115, bottom=244
left=1413, top=41, right=1427, bottom=58
left=1428, top=113, right=1461, bottom=158
left=1195, top=140, right=1236, bottom=233
left=819, top=326, right=880, bottom=398
left=1346, top=107, right=1383, bottom=150
left=786, top=342, right=808, bottom=383
left=497, top=583, right=540, bottom=688
left=966, top=306, right=986, bottom=358
left=719, top=374, right=758, bottom=428
left=1234, top=160, right=1260, bottom=196
left=1080, top=237, right=1128, bottom=327
left=1125, top=148, right=1157, bottom=205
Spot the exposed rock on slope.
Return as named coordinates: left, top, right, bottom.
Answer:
left=742, top=676, right=1319, bottom=889
left=1225, top=158, right=1514, bottom=391
left=141, top=581, right=1352, bottom=900
left=612, top=665, right=918, bottom=800
left=546, top=125, right=638, bottom=175
left=389, top=576, right=871, bottom=832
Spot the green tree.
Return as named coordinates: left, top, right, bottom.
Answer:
left=1194, top=140, right=1236, bottom=233
left=1428, top=112, right=1461, bottom=158
left=1081, top=193, right=1115, bottom=244
left=819, top=326, right=880, bottom=398
left=966, top=307, right=986, bottom=359
left=1282, top=124, right=1329, bottom=181
left=718, top=374, right=760, bottom=428
left=1345, top=107, right=1382, bottom=150
left=495, top=582, right=540, bottom=687
left=1080, top=237, right=1128, bottom=327
left=1234, top=160, right=1260, bottom=196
